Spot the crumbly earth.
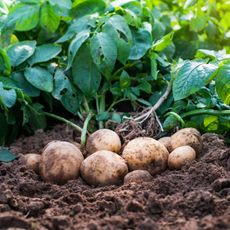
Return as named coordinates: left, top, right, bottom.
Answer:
left=0, top=124, right=229, bottom=230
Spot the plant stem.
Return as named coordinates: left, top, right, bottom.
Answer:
left=81, top=113, right=93, bottom=146
left=181, top=109, right=230, bottom=118
left=99, top=94, right=105, bottom=129
left=83, top=96, right=90, bottom=113
left=44, top=112, right=83, bottom=133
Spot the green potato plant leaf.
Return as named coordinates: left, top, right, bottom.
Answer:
left=0, top=82, right=17, bottom=108
left=215, top=63, right=230, bottom=105
left=24, top=67, right=53, bottom=92
left=173, top=60, right=218, bottom=100
left=0, top=48, right=11, bottom=75
left=90, top=32, right=117, bottom=79
left=8, top=3, right=40, bottom=31
left=0, top=148, right=17, bottom=162
left=40, top=2, right=60, bottom=32
left=7, top=41, right=36, bottom=67
left=11, top=72, right=40, bottom=97
left=152, top=32, right=174, bottom=52
left=28, top=44, right=61, bottom=65
left=72, top=44, right=101, bottom=97
left=66, top=31, right=90, bottom=70
left=129, top=28, right=152, bottom=60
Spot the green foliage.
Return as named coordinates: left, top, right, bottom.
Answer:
left=0, top=0, right=230, bottom=145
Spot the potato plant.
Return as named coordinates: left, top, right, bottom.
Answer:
left=0, top=0, right=229, bottom=146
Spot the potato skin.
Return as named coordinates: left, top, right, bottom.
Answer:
left=124, top=170, right=153, bottom=184
left=80, top=150, right=128, bottom=186
left=40, top=141, right=84, bottom=185
left=86, top=129, right=121, bottom=155
left=122, top=137, right=169, bottom=176
left=23, top=153, right=41, bottom=173
left=168, top=145, right=196, bottom=169
left=158, top=137, right=172, bottom=152
left=170, top=128, right=202, bottom=154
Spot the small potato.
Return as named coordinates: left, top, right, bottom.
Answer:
left=122, top=137, right=169, bottom=176
left=80, top=150, right=128, bottom=186
left=124, top=170, right=153, bottom=184
left=23, top=153, right=41, bottom=173
left=170, top=128, right=202, bottom=154
left=168, top=145, right=196, bottom=169
left=40, top=141, right=84, bottom=185
left=158, top=137, right=172, bottom=152
left=86, top=129, right=121, bottom=155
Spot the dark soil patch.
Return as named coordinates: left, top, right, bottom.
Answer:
left=0, top=124, right=229, bottom=229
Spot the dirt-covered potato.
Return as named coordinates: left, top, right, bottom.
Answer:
left=168, top=145, right=196, bottom=169
left=40, top=141, right=84, bottom=184
left=158, top=137, right=172, bottom=152
left=124, top=170, right=153, bottom=184
left=170, top=128, right=202, bottom=154
left=122, top=137, right=169, bottom=176
left=86, top=129, right=121, bottom=155
left=80, top=150, right=128, bottom=186
left=23, top=153, right=41, bottom=173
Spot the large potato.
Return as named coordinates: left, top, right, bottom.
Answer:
left=40, top=141, right=84, bottom=184
left=158, top=137, right=172, bottom=152
left=23, top=153, right=41, bottom=173
left=170, top=128, right=202, bottom=154
left=86, top=129, right=121, bottom=155
left=122, top=137, right=169, bottom=176
left=168, top=145, right=196, bottom=169
left=124, top=170, right=153, bottom=184
left=80, top=150, right=128, bottom=186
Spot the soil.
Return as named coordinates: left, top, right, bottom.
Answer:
left=0, top=124, right=230, bottom=230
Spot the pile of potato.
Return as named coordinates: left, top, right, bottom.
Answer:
left=23, top=127, right=202, bottom=186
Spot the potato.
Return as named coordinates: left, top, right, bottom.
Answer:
left=40, top=141, right=84, bottom=184
left=80, top=150, right=128, bottom=186
left=124, top=170, right=153, bottom=184
left=168, top=145, right=196, bottom=169
left=122, top=137, right=169, bottom=176
left=23, top=153, right=41, bottom=173
left=158, top=137, right=172, bottom=152
left=86, top=129, right=121, bottom=155
left=170, top=128, right=202, bottom=154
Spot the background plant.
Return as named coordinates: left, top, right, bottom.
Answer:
left=0, top=0, right=229, bottom=145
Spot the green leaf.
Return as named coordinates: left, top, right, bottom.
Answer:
left=184, top=0, right=197, bottom=9
left=72, top=0, right=106, bottom=18
left=57, top=14, right=97, bottom=43
left=90, top=32, right=117, bottom=79
left=7, top=41, right=36, bottom=67
left=48, top=0, right=72, bottom=16
left=28, top=44, right=61, bottom=65
left=152, top=32, right=174, bottom=52
left=0, top=76, right=17, bottom=88
left=66, top=31, right=90, bottom=70
left=111, top=113, right=122, bottom=123
left=11, top=72, right=40, bottom=97
left=0, top=148, right=17, bottom=162
left=120, top=70, right=130, bottom=89
left=107, top=15, right=132, bottom=42
left=8, top=4, right=40, bottom=31
left=129, top=28, right=152, bottom=60
left=215, top=64, right=230, bottom=105
left=72, top=44, right=101, bottom=97
left=173, top=61, right=218, bottom=100
left=102, top=19, right=131, bottom=65
left=0, top=48, right=11, bottom=75
left=52, top=69, right=80, bottom=114
left=0, top=82, right=17, bottom=108
left=24, top=67, right=53, bottom=92
left=163, top=114, right=179, bottom=131
left=190, top=11, right=208, bottom=32
left=40, top=3, right=60, bottom=32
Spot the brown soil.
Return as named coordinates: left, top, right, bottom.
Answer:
left=0, top=124, right=230, bottom=230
